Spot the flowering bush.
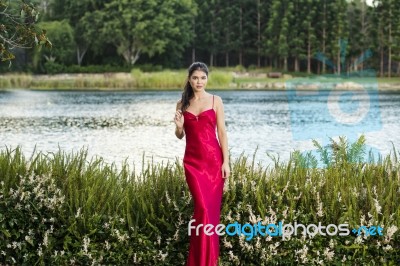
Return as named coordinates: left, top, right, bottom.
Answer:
left=0, top=136, right=399, bottom=265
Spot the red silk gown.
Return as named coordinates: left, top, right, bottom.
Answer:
left=183, top=95, right=224, bottom=266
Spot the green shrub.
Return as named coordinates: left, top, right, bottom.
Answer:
left=138, top=64, right=163, bottom=72
left=44, top=62, right=65, bottom=75
left=0, top=137, right=399, bottom=265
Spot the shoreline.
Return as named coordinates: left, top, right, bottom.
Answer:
left=1, top=72, right=400, bottom=91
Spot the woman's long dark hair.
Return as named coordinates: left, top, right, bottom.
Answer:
left=180, top=62, right=209, bottom=112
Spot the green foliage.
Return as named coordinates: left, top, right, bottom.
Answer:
left=3, top=0, right=400, bottom=76
left=34, top=20, right=75, bottom=71
left=90, top=0, right=196, bottom=66
left=0, top=136, right=399, bottom=264
left=0, top=0, right=51, bottom=62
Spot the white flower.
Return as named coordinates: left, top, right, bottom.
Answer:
left=323, top=247, right=334, bottom=261
left=43, top=231, right=49, bottom=247
left=37, top=246, right=43, bottom=257
left=82, top=236, right=90, bottom=255
left=329, top=239, right=335, bottom=249
left=165, top=191, right=171, bottom=204
left=383, top=245, right=392, bottom=251
left=316, top=192, right=324, bottom=217
left=282, top=206, right=289, bottom=219
left=295, top=245, right=309, bottom=264
left=373, top=199, right=382, bottom=214
left=228, top=251, right=239, bottom=263
left=157, top=250, right=168, bottom=261
left=294, top=192, right=302, bottom=200
left=75, top=208, right=81, bottom=218
left=354, top=235, right=363, bottom=244
left=372, top=186, right=377, bottom=197
left=384, top=225, right=398, bottom=243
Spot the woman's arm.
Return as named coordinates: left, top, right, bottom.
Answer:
left=174, top=101, right=185, bottom=139
left=215, top=96, right=230, bottom=178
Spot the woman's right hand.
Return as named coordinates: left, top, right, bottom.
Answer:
left=174, top=110, right=184, bottom=129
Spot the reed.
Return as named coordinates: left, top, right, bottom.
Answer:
left=0, top=136, right=399, bottom=265
left=0, top=70, right=233, bottom=90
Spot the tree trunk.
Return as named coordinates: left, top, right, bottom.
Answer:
left=322, top=0, right=326, bottom=74
left=322, top=31, right=326, bottom=74
left=360, top=0, right=365, bottom=72
left=283, top=57, right=287, bottom=72
left=388, top=20, right=392, bottom=78
left=397, top=62, right=400, bottom=77
left=380, top=47, right=384, bottom=77
left=210, top=54, right=214, bottom=67
left=239, top=4, right=243, bottom=67
left=77, top=46, right=87, bottom=66
left=192, top=48, right=196, bottom=63
left=225, top=52, right=229, bottom=67
left=337, top=39, right=341, bottom=75
left=294, top=57, right=299, bottom=72
left=257, top=0, right=261, bottom=68
left=307, top=35, right=311, bottom=74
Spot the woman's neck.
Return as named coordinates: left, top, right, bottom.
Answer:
left=192, top=91, right=208, bottom=100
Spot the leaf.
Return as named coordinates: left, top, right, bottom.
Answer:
left=1, top=229, right=11, bottom=238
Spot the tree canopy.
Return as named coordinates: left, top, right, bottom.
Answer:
left=1, top=0, right=400, bottom=77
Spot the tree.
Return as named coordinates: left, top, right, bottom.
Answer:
left=34, top=20, right=74, bottom=65
left=327, top=0, right=349, bottom=75
left=99, top=0, right=196, bottom=66
left=0, top=0, right=50, bottom=62
left=264, top=0, right=281, bottom=69
left=47, top=0, right=109, bottom=65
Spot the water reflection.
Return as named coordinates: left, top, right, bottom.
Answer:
left=0, top=90, right=399, bottom=170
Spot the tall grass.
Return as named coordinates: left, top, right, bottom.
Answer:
left=0, top=70, right=233, bottom=90
left=0, top=136, right=399, bottom=265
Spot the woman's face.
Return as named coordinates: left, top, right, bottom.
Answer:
left=189, top=70, right=208, bottom=92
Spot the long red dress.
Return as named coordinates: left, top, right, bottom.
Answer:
left=183, top=95, right=224, bottom=266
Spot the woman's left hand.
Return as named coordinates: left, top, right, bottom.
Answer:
left=221, top=162, right=230, bottom=179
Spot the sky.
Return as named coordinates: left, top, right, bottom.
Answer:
left=365, top=0, right=374, bottom=6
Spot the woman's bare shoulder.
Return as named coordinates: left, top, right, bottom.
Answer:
left=214, top=95, right=224, bottom=106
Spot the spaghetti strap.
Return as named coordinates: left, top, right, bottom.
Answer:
left=212, top=95, right=214, bottom=109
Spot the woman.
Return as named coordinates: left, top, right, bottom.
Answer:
left=174, top=62, right=230, bottom=266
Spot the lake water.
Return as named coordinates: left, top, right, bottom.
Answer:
left=1, top=89, right=399, bottom=170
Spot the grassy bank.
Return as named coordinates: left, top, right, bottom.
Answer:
left=0, top=69, right=234, bottom=90
left=2, top=70, right=400, bottom=90
left=1, top=136, right=399, bottom=265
